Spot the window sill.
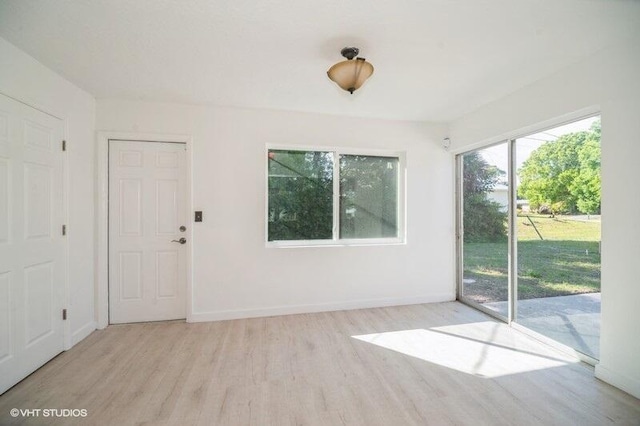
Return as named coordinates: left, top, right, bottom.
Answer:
left=265, top=238, right=406, bottom=248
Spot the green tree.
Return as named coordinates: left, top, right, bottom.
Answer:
left=572, top=138, right=601, bottom=214
left=268, top=152, right=400, bottom=241
left=340, top=155, right=398, bottom=238
left=518, top=120, right=601, bottom=214
left=463, top=152, right=507, bottom=242
left=268, top=150, right=334, bottom=241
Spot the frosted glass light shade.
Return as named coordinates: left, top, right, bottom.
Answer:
left=327, top=58, right=374, bottom=94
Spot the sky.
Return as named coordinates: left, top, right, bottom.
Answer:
left=478, top=115, right=599, bottom=183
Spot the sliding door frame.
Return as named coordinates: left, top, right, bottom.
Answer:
left=455, top=140, right=510, bottom=324
left=455, top=110, right=601, bottom=365
left=507, top=139, right=517, bottom=323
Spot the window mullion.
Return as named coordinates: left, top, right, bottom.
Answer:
left=333, top=151, right=340, bottom=241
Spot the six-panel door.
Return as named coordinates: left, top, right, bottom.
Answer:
left=108, top=140, right=187, bottom=324
left=0, top=94, right=65, bottom=394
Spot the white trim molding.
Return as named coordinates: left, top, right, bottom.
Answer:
left=71, top=321, right=97, bottom=346
left=190, top=294, right=455, bottom=322
left=595, top=364, right=640, bottom=399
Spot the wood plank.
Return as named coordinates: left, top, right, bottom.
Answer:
left=0, top=302, right=638, bottom=425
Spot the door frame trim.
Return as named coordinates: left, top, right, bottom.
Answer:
left=96, top=131, right=193, bottom=329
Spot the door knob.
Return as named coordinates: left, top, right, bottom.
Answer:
left=171, top=237, right=187, bottom=244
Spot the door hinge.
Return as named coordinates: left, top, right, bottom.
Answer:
left=62, top=309, right=67, bottom=320
left=62, top=140, right=67, bottom=151
left=62, top=225, right=67, bottom=236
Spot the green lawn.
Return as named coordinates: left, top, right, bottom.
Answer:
left=463, top=215, right=601, bottom=303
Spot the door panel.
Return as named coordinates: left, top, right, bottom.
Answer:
left=459, top=143, right=509, bottom=318
left=119, top=179, right=142, bottom=235
left=156, top=180, right=178, bottom=234
left=0, top=93, right=65, bottom=395
left=24, top=262, right=54, bottom=345
left=0, top=159, right=9, bottom=243
left=157, top=251, right=179, bottom=298
left=24, top=162, right=52, bottom=239
left=109, top=141, right=187, bottom=324
left=119, top=252, right=143, bottom=300
left=0, top=271, right=10, bottom=360
left=514, top=117, right=602, bottom=359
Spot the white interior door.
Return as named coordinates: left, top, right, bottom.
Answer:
left=0, top=94, right=66, bottom=395
left=109, top=140, right=187, bottom=324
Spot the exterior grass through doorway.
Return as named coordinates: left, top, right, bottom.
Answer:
left=463, top=214, right=600, bottom=303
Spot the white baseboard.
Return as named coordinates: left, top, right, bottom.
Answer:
left=71, top=321, right=97, bottom=347
left=595, top=364, right=640, bottom=399
left=190, top=294, right=455, bottom=323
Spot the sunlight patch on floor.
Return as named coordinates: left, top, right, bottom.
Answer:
left=352, top=323, right=577, bottom=378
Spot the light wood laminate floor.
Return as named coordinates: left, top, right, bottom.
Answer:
left=1, top=302, right=638, bottom=425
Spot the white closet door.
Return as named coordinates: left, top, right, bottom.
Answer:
left=0, top=94, right=66, bottom=395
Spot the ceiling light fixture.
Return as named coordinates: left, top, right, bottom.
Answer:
left=327, top=47, right=374, bottom=94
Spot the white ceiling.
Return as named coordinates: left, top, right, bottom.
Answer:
left=1, top=0, right=639, bottom=122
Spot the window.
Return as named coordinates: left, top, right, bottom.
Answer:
left=267, top=148, right=404, bottom=245
left=340, top=155, right=399, bottom=239
left=268, top=150, right=334, bottom=241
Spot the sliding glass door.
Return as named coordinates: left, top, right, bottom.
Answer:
left=459, top=142, right=509, bottom=319
left=457, top=116, right=601, bottom=360
left=514, top=117, right=601, bottom=359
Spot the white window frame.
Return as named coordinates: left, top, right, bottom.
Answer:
left=265, top=145, right=406, bottom=247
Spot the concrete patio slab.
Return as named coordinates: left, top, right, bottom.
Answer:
left=482, top=293, right=600, bottom=359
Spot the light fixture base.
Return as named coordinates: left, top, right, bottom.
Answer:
left=340, top=47, right=359, bottom=60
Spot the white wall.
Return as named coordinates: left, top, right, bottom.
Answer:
left=0, top=37, right=96, bottom=346
left=450, top=38, right=640, bottom=398
left=97, top=100, right=454, bottom=320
